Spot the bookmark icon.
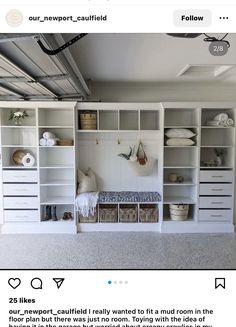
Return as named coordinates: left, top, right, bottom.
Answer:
left=53, top=278, right=65, bottom=289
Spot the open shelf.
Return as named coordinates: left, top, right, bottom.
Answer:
left=40, top=204, right=74, bottom=221
left=1, top=127, right=36, bottom=146
left=39, top=147, right=74, bottom=167
left=1, top=147, right=37, bottom=167
left=0, top=108, right=36, bottom=126
left=201, top=108, right=235, bottom=126
left=99, top=110, right=118, bottom=130
left=201, top=128, right=235, bottom=147
left=119, top=110, right=139, bottom=130
left=164, top=147, right=197, bottom=167
left=40, top=196, right=74, bottom=205
left=140, top=110, right=159, bottom=130
left=163, top=196, right=196, bottom=204
left=38, top=108, right=73, bottom=127
left=200, top=147, right=234, bottom=168
left=165, top=108, right=199, bottom=126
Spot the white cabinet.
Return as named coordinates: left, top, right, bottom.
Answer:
left=199, top=183, right=233, bottom=196
left=0, top=102, right=77, bottom=234
left=198, top=210, right=232, bottom=222
left=200, top=170, right=233, bottom=183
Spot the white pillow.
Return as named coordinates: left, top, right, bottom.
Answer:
left=165, top=128, right=196, bottom=139
left=77, top=168, right=97, bottom=194
left=166, top=138, right=195, bottom=146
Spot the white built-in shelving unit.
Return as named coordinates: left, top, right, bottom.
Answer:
left=0, top=101, right=235, bottom=233
left=0, top=102, right=77, bottom=234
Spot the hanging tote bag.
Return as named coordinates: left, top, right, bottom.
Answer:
left=129, top=141, right=156, bottom=176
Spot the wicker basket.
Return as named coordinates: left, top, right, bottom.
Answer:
left=99, top=204, right=118, bottom=223
left=169, top=204, right=189, bottom=221
left=119, top=204, right=138, bottom=223
left=139, top=204, right=158, bottom=222
left=78, top=210, right=98, bottom=223
left=80, top=111, right=97, bottom=130
left=58, top=139, right=74, bottom=146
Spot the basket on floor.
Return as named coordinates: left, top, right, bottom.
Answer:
left=78, top=210, right=98, bottom=223
left=99, top=204, right=118, bottom=223
left=169, top=204, right=189, bottom=221
left=79, top=111, right=97, bottom=130
left=139, top=204, right=158, bottom=222
left=119, top=204, right=138, bottom=223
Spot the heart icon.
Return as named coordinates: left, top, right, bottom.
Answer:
left=8, top=278, right=21, bottom=289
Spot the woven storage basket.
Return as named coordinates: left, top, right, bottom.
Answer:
left=119, top=204, right=138, bottom=223
left=139, top=204, right=158, bottom=222
left=99, top=204, right=118, bottom=223
left=169, top=204, right=189, bottom=221
left=58, top=139, right=73, bottom=146
left=80, top=111, right=97, bottom=130
left=78, top=210, right=98, bottom=223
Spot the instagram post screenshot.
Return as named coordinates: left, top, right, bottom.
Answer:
left=0, top=1, right=236, bottom=326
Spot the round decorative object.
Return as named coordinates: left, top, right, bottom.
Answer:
left=12, top=150, right=27, bottom=165
left=22, top=153, right=35, bottom=167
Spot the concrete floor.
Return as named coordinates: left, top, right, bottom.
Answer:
left=0, top=233, right=236, bottom=269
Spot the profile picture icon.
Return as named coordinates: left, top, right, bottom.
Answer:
left=6, top=9, right=23, bottom=27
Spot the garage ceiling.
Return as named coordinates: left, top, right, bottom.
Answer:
left=0, top=33, right=236, bottom=100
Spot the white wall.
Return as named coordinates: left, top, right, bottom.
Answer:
left=91, top=82, right=236, bottom=102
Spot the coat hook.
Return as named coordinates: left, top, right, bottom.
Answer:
left=96, top=139, right=99, bottom=145
left=117, top=139, right=121, bottom=145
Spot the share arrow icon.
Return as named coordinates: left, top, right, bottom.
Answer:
left=53, top=278, right=65, bottom=289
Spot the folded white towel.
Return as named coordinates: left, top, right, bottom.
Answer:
left=39, top=138, right=47, bottom=146
left=214, top=113, right=228, bottom=121
left=75, top=192, right=99, bottom=217
left=227, top=118, right=234, bottom=126
left=46, top=138, right=58, bottom=146
left=207, top=120, right=225, bottom=126
left=43, top=132, right=55, bottom=139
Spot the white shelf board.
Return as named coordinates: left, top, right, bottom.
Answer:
left=164, top=166, right=197, bottom=169
left=40, top=196, right=74, bottom=205
left=163, top=218, right=195, bottom=223
left=2, top=145, right=37, bottom=148
left=39, top=146, right=75, bottom=148
left=76, top=129, right=160, bottom=133
left=1, top=125, right=36, bottom=129
left=200, top=145, right=233, bottom=148
left=200, top=166, right=233, bottom=169
left=41, top=180, right=74, bottom=186
left=164, top=126, right=198, bottom=128
left=2, top=166, right=37, bottom=170
left=163, top=196, right=196, bottom=204
left=201, top=126, right=235, bottom=129
left=40, top=165, right=74, bottom=169
left=164, top=182, right=195, bottom=186
left=40, top=220, right=74, bottom=225
left=39, top=126, right=74, bottom=129
left=164, top=146, right=197, bottom=148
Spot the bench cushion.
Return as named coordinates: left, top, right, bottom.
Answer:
left=98, top=191, right=161, bottom=203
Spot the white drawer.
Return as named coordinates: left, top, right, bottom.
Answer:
left=199, top=209, right=232, bottom=222
left=200, top=170, right=233, bottom=183
left=4, top=210, right=39, bottom=222
left=3, top=184, right=38, bottom=196
left=199, top=184, right=233, bottom=196
left=3, top=170, right=38, bottom=183
left=4, top=197, right=39, bottom=209
left=199, top=197, right=232, bottom=208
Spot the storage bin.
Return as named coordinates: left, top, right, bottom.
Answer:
left=79, top=111, right=97, bottom=130
left=99, top=204, right=118, bottom=223
left=119, top=204, right=138, bottom=223
left=169, top=204, right=189, bottom=221
left=139, top=204, right=158, bottom=222
left=78, top=211, right=98, bottom=223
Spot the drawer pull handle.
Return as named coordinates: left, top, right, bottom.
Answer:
left=16, top=202, right=27, bottom=205
left=210, top=214, right=223, bottom=217
left=13, top=175, right=27, bottom=178
left=16, top=216, right=28, bottom=218
left=211, top=176, right=223, bottom=178
left=211, top=189, right=223, bottom=191
left=15, top=189, right=27, bottom=192
left=211, top=202, right=223, bottom=204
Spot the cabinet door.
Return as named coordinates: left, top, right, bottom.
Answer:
left=3, top=170, right=38, bottom=183
left=4, top=197, right=39, bottom=209
left=4, top=210, right=39, bottom=222
left=199, top=197, right=232, bottom=208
